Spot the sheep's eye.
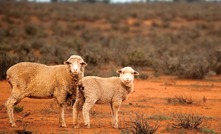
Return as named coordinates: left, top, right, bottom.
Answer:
left=65, top=61, right=71, bottom=65
left=80, top=62, right=85, bottom=66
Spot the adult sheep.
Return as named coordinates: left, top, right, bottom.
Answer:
left=5, top=55, right=87, bottom=127
left=73, top=67, right=139, bottom=129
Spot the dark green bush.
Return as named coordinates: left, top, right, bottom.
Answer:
left=138, top=73, right=148, bottom=80
left=167, top=95, right=193, bottom=105
left=127, top=50, right=149, bottom=67
left=14, top=105, right=23, bottom=113
left=0, top=3, right=221, bottom=80
left=128, top=114, right=159, bottom=134
left=0, top=53, right=19, bottom=80
left=172, top=114, right=204, bottom=130
left=24, top=24, right=38, bottom=36
left=31, top=39, right=44, bottom=49
left=210, top=49, right=221, bottom=74
left=175, top=55, right=209, bottom=79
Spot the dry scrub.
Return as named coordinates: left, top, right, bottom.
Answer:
left=0, top=3, right=221, bottom=79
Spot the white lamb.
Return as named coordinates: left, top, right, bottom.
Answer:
left=5, top=55, right=87, bottom=127
left=73, top=67, right=139, bottom=129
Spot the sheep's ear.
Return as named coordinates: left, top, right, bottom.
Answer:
left=116, top=69, right=122, bottom=74
left=64, top=61, right=71, bottom=65
left=81, top=62, right=87, bottom=66
left=134, top=71, right=139, bottom=76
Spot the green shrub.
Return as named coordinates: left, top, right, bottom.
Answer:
left=14, top=130, right=32, bottom=134
left=31, top=39, right=44, bottom=49
left=14, top=105, right=23, bottom=113
left=0, top=53, right=20, bottom=80
left=200, top=127, right=217, bottom=134
left=175, top=56, right=209, bottom=79
left=127, top=114, right=159, bottom=134
left=138, top=73, right=148, bottom=80
left=24, top=24, right=38, bottom=36
left=148, top=115, right=172, bottom=121
left=127, top=50, right=149, bottom=67
left=0, top=3, right=221, bottom=80
left=172, top=114, right=204, bottom=130
left=210, top=49, right=221, bottom=74
left=167, top=95, right=193, bottom=105
left=83, top=43, right=109, bottom=66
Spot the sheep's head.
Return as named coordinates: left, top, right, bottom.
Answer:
left=117, top=67, right=139, bottom=86
left=64, top=55, right=87, bottom=75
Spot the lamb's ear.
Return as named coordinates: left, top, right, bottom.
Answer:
left=134, top=71, right=139, bottom=76
left=64, top=61, right=71, bottom=65
left=80, top=62, right=87, bottom=66
left=116, top=69, right=122, bottom=74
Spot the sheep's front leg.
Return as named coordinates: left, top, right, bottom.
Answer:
left=82, top=99, right=96, bottom=128
left=5, top=96, right=19, bottom=127
left=111, top=100, right=122, bottom=129
left=59, top=104, right=67, bottom=127
left=57, top=89, right=68, bottom=128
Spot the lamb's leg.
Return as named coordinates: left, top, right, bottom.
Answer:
left=73, top=91, right=84, bottom=128
left=111, top=100, right=122, bottom=129
left=5, top=96, right=19, bottom=127
left=82, top=99, right=96, bottom=128
left=110, top=103, right=114, bottom=124
left=73, top=103, right=79, bottom=128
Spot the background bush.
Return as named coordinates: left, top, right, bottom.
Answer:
left=0, top=2, right=221, bottom=79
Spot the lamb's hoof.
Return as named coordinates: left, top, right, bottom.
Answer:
left=113, top=124, right=118, bottom=129
left=73, top=124, right=79, bottom=129
left=61, top=124, right=67, bottom=128
left=84, top=124, right=90, bottom=129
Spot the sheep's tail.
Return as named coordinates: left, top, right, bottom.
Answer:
left=6, top=75, right=13, bottom=88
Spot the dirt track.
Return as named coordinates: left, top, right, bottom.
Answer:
left=1, top=75, right=221, bottom=133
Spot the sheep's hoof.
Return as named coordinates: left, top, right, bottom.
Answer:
left=11, top=123, right=17, bottom=128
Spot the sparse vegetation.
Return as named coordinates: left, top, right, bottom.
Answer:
left=14, top=130, right=32, bottom=134
left=200, top=127, right=217, bottom=134
left=14, top=105, right=23, bottom=113
left=126, top=114, right=159, bottom=134
left=137, top=73, right=148, bottom=80
left=148, top=115, right=172, bottom=121
left=1, top=2, right=221, bottom=133
left=167, top=95, right=194, bottom=105
left=0, top=2, right=221, bottom=79
left=172, top=114, right=204, bottom=130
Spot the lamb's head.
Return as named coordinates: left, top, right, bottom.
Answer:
left=116, top=67, right=139, bottom=86
left=64, top=55, right=87, bottom=75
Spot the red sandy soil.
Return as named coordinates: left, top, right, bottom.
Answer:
left=1, top=75, right=221, bottom=133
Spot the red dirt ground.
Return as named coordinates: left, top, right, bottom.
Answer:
left=1, top=75, right=221, bottom=133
